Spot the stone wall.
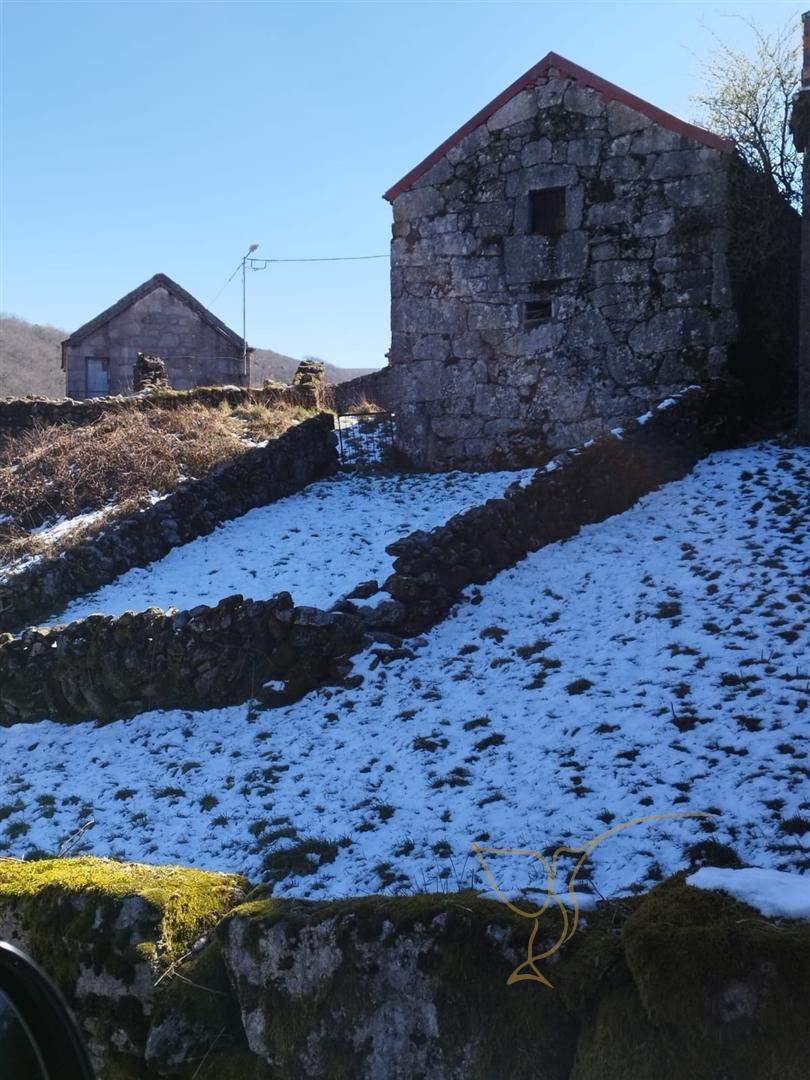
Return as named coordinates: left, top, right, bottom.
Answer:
left=0, top=413, right=338, bottom=633
left=333, top=367, right=397, bottom=414
left=64, top=286, right=247, bottom=397
left=1, top=856, right=807, bottom=1079
left=384, top=67, right=795, bottom=469
left=0, top=377, right=324, bottom=446
left=0, top=384, right=741, bottom=725
left=372, top=381, right=743, bottom=634
left=0, top=592, right=364, bottom=725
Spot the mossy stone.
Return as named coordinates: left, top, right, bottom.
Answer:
left=219, top=891, right=578, bottom=1080
left=0, top=856, right=249, bottom=1078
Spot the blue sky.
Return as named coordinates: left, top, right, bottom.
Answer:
left=0, top=0, right=801, bottom=370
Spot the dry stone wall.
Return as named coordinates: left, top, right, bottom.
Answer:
left=375, top=381, right=743, bottom=633
left=0, top=592, right=365, bottom=725
left=0, top=378, right=323, bottom=445
left=0, top=384, right=742, bottom=726
left=384, top=70, right=765, bottom=469
left=0, top=413, right=338, bottom=633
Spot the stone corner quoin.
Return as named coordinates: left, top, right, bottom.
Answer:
left=381, top=66, right=795, bottom=470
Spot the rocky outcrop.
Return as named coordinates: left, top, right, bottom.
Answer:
left=0, top=412, right=338, bottom=633
left=0, top=856, right=249, bottom=1079
left=0, top=856, right=807, bottom=1079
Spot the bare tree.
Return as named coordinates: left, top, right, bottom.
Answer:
left=693, top=16, right=802, bottom=207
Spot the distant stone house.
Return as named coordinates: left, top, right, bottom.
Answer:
left=61, top=273, right=249, bottom=399
left=369, top=52, right=799, bottom=469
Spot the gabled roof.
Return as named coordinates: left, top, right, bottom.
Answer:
left=384, top=51, right=733, bottom=202
left=62, top=273, right=246, bottom=350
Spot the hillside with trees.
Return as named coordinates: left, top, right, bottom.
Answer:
left=0, top=314, right=375, bottom=398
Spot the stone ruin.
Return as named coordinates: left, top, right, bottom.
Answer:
left=133, top=352, right=170, bottom=392
left=370, top=52, right=800, bottom=469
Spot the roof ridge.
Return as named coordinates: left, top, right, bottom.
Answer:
left=62, top=273, right=245, bottom=350
left=384, top=51, right=733, bottom=202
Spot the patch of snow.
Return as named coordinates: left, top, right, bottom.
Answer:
left=688, top=867, right=810, bottom=919
left=2, top=442, right=808, bottom=901
left=30, top=507, right=108, bottom=541
left=46, top=468, right=535, bottom=623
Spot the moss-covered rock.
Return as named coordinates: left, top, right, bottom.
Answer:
left=1, top=864, right=807, bottom=1078
left=218, top=891, right=578, bottom=1080
left=0, top=856, right=249, bottom=1078
left=617, top=875, right=810, bottom=1079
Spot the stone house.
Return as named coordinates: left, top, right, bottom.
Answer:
left=369, top=52, right=799, bottom=468
left=61, top=273, right=249, bottom=398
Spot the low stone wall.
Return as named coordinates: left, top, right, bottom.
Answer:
left=0, top=413, right=338, bottom=633
left=0, top=384, right=743, bottom=725
left=1, top=856, right=807, bottom=1079
left=0, top=378, right=324, bottom=445
left=0, top=592, right=365, bottom=725
left=377, top=380, right=743, bottom=633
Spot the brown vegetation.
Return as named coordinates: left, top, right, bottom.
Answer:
left=0, top=400, right=312, bottom=568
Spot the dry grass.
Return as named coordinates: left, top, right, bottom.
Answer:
left=216, top=399, right=315, bottom=443
left=0, top=400, right=313, bottom=569
left=342, top=396, right=385, bottom=416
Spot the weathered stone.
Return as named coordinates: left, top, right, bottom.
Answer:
left=520, top=137, right=553, bottom=167
left=606, top=99, right=653, bottom=136
left=392, top=186, right=445, bottom=221
left=563, top=83, right=604, bottom=117
left=487, top=88, right=535, bottom=132
left=381, top=63, right=797, bottom=469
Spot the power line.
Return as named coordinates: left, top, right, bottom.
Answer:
left=209, top=250, right=388, bottom=307
left=253, top=254, right=389, bottom=264
left=209, top=259, right=245, bottom=307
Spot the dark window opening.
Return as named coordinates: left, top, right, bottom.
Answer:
left=524, top=300, right=553, bottom=328
left=529, top=187, right=566, bottom=235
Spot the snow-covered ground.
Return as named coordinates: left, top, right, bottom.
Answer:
left=2, top=441, right=808, bottom=905
left=0, top=508, right=111, bottom=582
left=47, top=468, right=534, bottom=623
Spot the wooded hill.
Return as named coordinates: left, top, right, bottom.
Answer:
left=0, top=315, right=375, bottom=398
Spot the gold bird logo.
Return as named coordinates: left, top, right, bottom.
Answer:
left=472, top=810, right=716, bottom=988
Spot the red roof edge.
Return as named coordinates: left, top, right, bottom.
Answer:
left=383, top=51, right=734, bottom=202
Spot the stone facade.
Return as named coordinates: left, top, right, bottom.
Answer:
left=379, top=53, right=792, bottom=469
left=61, top=273, right=248, bottom=398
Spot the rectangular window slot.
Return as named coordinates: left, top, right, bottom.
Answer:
left=529, top=187, right=566, bottom=235
left=524, top=300, right=553, bottom=328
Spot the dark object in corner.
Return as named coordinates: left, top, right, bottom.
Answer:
left=0, top=941, right=94, bottom=1079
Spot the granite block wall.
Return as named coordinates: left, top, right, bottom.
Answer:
left=63, top=287, right=247, bottom=397
left=381, top=68, right=786, bottom=469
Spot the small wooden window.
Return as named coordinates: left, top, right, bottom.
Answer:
left=525, top=300, right=553, bottom=328
left=529, top=187, right=566, bottom=235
